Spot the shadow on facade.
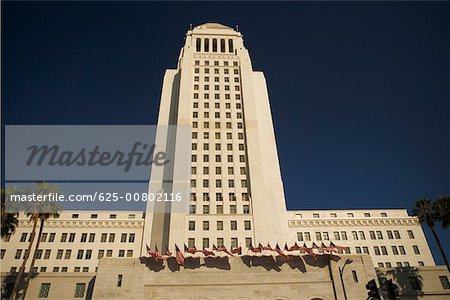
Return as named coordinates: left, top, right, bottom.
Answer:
left=1, top=271, right=39, bottom=300
left=377, top=267, right=423, bottom=300
left=139, top=254, right=342, bottom=273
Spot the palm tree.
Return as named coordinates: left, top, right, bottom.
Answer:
left=10, top=183, right=63, bottom=300
left=433, top=196, right=450, bottom=228
left=1, top=187, right=19, bottom=238
left=10, top=210, right=38, bottom=300
left=20, top=182, right=62, bottom=300
left=412, top=198, right=450, bottom=273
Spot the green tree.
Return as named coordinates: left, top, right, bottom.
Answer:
left=433, top=196, right=450, bottom=228
left=412, top=197, right=449, bottom=274
left=10, top=183, right=63, bottom=300
left=1, top=187, right=19, bottom=238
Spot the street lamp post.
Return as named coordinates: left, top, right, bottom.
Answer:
left=338, top=258, right=353, bottom=300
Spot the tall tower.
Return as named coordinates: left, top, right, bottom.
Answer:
left=142, top=23, right=289, bottom=254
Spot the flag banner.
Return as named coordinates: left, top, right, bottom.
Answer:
left=175, top=244, right=185, bottom=265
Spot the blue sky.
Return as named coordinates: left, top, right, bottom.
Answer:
left=3, top=2, right=449, bottom=264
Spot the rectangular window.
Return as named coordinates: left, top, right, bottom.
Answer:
left=387, top=230, right=394, bottom=239
left=304, top=232, right=311, bottom=241
left=127, top=250, right=133, bottom=257
left=109, top=234, right=115, bottom=243
left=352, top=270, right=359, bottom=283
left=74, top=283, right=85, bottom=298
left=121, top=233, right=127, bottom=243
left=129, top=233, right=135, bottom=243
left=20, top=233, right=28, bottom=242
left=244, top=221, right=251, bottom=230
left=203, top=238, right=209, bottom=249
left=394, top=230, right=401, bottom=239
left=231, top=221, right=237, bottom=230
left=358, top=231, right=365, bottom=240
left=77, top=250, right=84, bottom=259
left=439, top=276, right=450, bottom=289
left=369, top=231, right=376, bottom=240
left=381, top=246, right=388, bottom=255
left=101, top=233, right=107, bottom=243
left=333, top=232, right=340, bottom=240
left=56, top=249, right=63, bottom=259
left=80, top=233, right=87, bottom=243
left=413, top=245, right=420, bottom=254
left=217, top=221, right=223, bottom=231
left=64, top=250, right=72, bottom=259
left=315, top=232, right=322, bottom=241
left=48, top=233, right=55, bottom=242
left=203, top=221, right=209, bottom=231
left=374, top=246, right=381, bottom=256
left=69, top=233, right=75, bottom=242
left=188, top=238, right=195, bottom=249
left=376, top=231, right=383, bottom=239
left=39, top=283, right=51, bottom=298
left=392, top=246, right=399, bottom=255
left=231, top=238, right=238, bottom=249
left=407, top=230, right=415, bottom=239
left=341, top=232, right=347, bottom=240
left=119, top=250, right=125, bottom=257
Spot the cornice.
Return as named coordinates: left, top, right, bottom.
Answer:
left=288, top=218, right=420, bottom=228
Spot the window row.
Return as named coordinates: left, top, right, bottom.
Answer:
left=191, top=192, right=249, bottom=202
left=193, top=84, right=240, bottom=92
left=188, top=220, right=251, bottom=231
left=192, top=143, right=245, bottom=153
left=189, top=204, right=251, bottom=214
left=296, top=230, right=415, bottom=241
left=194, top=76, right=240, bottom=83
left=7, top=232, right=136, bottom=244
left=195, top=38, right=234, bottom=53
left=190, top=179, right=248, bottom=188
left=194, top=68, right=239, bottom=75
left=192, top=132, right=245, bottom=141
left=193, top=102, right=242, bottom=110
left=194, top=60, right=238, bottom=67
left=297, top=212, right=391, bottom=218
left=187, top=237, right=252, bottom=249
left=191, top=154, right=246, bottom=163
left=194, top=93, right=241, bottom=101
left=192, top=111, right=243, bottom=119
left=8, top=248, right=135, bottom=260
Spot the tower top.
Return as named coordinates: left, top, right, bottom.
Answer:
left=195, top=23, right=232, bottom=30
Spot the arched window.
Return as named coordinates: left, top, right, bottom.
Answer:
left=196, top=38, right=201, bottom=52
left=204, top=38, right=209, bottom=52
left=212, top=39, right=217, bottom=52
left=228, top=39, right=234, bottom=53
left=220, top=39, right=226, bottom=53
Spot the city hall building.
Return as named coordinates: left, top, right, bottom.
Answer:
left=1, top=23, right=449, bottom=300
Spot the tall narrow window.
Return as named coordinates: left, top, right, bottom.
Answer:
left=220, top=39, right=226, bottom=52
left=212, top=39, right=217, bottom=52
left=228, top=39, right=234, bottom=53
left=196, top=38, right=201, bottom=52
left=117, top=274, right=123, bottom=287
left=352, top=270, right=359, bottom=282
left=204, top=38, right=209, bottom=52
